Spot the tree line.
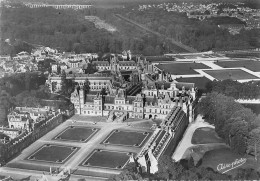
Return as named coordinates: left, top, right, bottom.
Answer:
left=198, top=92, right=260, bottom=157
left=205, top=79, right=260, bottom=99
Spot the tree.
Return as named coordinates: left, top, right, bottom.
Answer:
left=247, top=128, right=260, bottom=161
left=157, top=155, right=184, bottom=180
left=108, top=163, right=143, bottom=181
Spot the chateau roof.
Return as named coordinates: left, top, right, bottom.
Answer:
left=118, top=61, right=136, bottom=66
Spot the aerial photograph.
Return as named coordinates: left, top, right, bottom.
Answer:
left=0, top=0, right=259, bottom=180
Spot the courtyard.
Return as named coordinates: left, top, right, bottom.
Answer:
left=1, top=115, right=154, bottom=180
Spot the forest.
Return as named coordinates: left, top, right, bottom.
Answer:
left=0, top=5, right=172, bottom=56
left=119, top=7, right=260, bottom=51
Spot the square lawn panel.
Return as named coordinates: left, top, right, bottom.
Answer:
left=27, top=144, right=78, bottom=163
left=176, top=77, right=211, bottom=91
left=81, top=150, right=132, bottom=169
left=103, top=130, right=150, bottom=147
left=215, top=60, right=260, bottom=72
left=204, top=69, right=259, bottom=80
left=54, top=126, right=99, bottom=142
left=155, top=63, right=210, bottom=75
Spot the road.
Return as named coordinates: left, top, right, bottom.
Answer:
left=114, top=14, right=198, bottom=53
left=172, top=114, right=217, bottom=161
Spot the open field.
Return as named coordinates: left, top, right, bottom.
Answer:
left=53, top=126, right=99, bottom=142
left=204, top=69, right=259, bottom=80
left=81, top=150, right=132, bottom=169
left=27, top=144, right=79, bottom=163
left=155, top=63, right=210, bottom=75
left=191, top=127, right=224, bottom=144
left=215, top=60, right=260, bottom=72
left=102, top=129, right=151, bottom=147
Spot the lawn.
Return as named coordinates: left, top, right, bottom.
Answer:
left=102, top=130, right=150, bottom=147
left=176, top=77, right=211, bottom=91
left=215, top=60, right=260, bottom=72
left=53, top=126, right=99, bottom=142
left=191, top=127, right=224, bottom=144
left=155, top=63, right=210, bottom=75
left=27, top=144, right=78, bottom=163
left=201, top=147, right=260, bottom=176
left=204, top=69, right=259, bottom=80
left=81, top=150, right=131, bottom=169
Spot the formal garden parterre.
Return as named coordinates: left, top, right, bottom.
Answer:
left=155, top=63, right=210, bottom=75
left=27, top=144, right=79, bottom=163
left=53, top=126, right=100, bottom=142
left=215, top=60, right=260, bottom=72
left=203, top=69, right=259, bottom=80
left=102, top=129, right=151, bottom=147
left=80, top=149, right=133, bottom=169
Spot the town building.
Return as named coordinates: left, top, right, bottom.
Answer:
left=7, top=107, right=56, bottom=131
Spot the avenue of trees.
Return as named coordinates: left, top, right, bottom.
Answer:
left=109, top=155, right=259, bottom=180
left=198, top=92, right=260, bottom=157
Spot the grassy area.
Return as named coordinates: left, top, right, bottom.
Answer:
left=215, top=60, right=260, bottom=72
left=204, top=69, right=259, bottom=80
left=201, top=147, right=260, bottom=176
left=155, top=63, right=210, bottom=75
left=191, top=127, right=224, bottom=144
left=53, top=126, right=99, bottom=142
left=176, top=77, right=211, bottom=91
left=81, top=150, right=131, bottom=169
left=27, top=144, right=78, bottom=163
left=102, top=130, right=151, bottom=147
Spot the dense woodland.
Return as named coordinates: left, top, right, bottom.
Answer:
left=0, top=5, right=171, bottom=56
left=1, top=2, right=259, bottom=56
left=120, top=7, right=260, bottom=52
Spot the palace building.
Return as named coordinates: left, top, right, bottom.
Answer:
left=70, top=81, right=196, bottom=122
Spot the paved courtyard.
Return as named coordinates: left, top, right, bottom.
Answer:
left=0, top=115, right=154, bottom=180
